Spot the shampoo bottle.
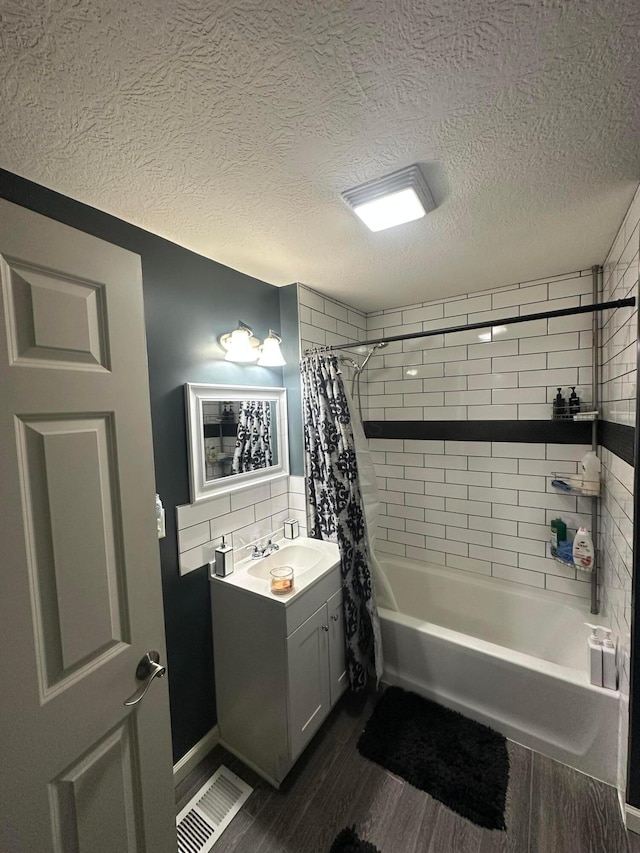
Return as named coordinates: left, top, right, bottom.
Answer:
left=601, top=628, right=618, bottom=690
left=552, top=388, right=566, bottom=419
left=573, top=526, right=595, bottom=571
left=550, top=518, right=567, bottom=547
left=569, top=387, right=581, bottom=415
left=585, top=623, right=603, bottom=687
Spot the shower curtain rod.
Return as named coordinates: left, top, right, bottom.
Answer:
left=308, top=297, right=636, bottom=354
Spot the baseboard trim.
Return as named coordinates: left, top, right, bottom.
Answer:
left=173, top=725, right=220, bottom=786
left=625, top=803, right=640, bottom=835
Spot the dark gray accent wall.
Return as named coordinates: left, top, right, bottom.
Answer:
left=0, top=169, right=290, bottom=763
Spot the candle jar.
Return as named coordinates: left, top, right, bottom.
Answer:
left=270, top=566, right=294, bottom=595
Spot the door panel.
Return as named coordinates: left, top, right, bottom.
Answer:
left=2, top=254, right=109, bottom=369
left=286, top=605, right=330, bottom=761
left=49, top=721, right=140, bottom=853
left=327, top=590, right=348, bottom=706
left=17, top=415, right=127, bottom=693
left=0, top=200, right=176, bottom=853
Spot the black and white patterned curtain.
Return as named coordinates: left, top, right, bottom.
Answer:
left=301, top=353, right=382, bottom=690
left=232, top=401, right=273, bottom=474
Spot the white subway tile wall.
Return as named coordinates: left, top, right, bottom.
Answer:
left=372, top=438, right=592, bottom=597
left=298, top=271, right=603, bottom=603
left=601, top=187, right=639, bottom=427
left=298, top=284, right=366, bottom=354
left=598, top=184, right=640, bottom=799
left=298, top=282, right=369, bottom=423
left=364, top=270, right=595, bottom=422
left=176, top=475, right=307, bottom=575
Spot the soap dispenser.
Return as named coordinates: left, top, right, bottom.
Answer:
left=569, top=387, right=581, bottom=416
left=585, top=623, right=603, bottom=687
left=552, top=388, right=566, bottom=419
left=601, top=628, right=618, bottom=690
left=212, top=535, right=234, bottom=578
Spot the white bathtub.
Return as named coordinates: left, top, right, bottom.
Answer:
left=377, top=555, right=619, bottom=785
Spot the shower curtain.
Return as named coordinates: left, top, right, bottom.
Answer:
left=344, top=383, right=398, bottom=613
left=301, top=353, right=383, bottom=689
left=232, top=400, right=273, bottom=474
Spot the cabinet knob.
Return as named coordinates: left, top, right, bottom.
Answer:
left=331, top=614, right=339, bottom=622
left=322, top=625, right=329, bottom=632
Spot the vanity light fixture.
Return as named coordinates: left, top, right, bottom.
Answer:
left=257, top=330, right=287, bottom=367
left=341, top=164, right=436, bottom=232
left=219, top=321, right=260, bottom=363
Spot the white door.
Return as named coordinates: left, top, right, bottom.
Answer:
left=0, top=200, right=176, bottom=853
left=286, top=604, right=330, bottom=761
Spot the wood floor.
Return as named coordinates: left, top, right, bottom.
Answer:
left=176, top=691, right=640, bottom=853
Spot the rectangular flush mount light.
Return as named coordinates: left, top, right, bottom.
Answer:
left=342, top=164, right=435, bottom=232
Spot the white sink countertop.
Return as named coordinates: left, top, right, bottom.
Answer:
left=212, top=537, right=341, bottom=604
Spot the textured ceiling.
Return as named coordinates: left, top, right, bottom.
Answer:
left=1, top=0, right=639, bottom=311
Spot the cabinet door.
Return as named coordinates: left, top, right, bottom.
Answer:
left=327, top=590, right=348, bottom=706
left=286, top=604, right=330, bottom=761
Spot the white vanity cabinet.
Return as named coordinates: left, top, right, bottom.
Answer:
left=286, top=588, right=347, bottom=762
left=210, top=558, right=347, bottom=787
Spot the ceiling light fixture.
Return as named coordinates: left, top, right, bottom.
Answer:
left=219, top=321, right=260, bottom=363
left=341, top=164, right=436, bottom=232
left=258, top=330, right=286, bottom=367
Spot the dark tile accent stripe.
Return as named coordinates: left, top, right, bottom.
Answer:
left=204, top=422, right=238, bottom=438
left=363, top=420, right=593, bottom=444
left=599, top=419, right=635, bottom=467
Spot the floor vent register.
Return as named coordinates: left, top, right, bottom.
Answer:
left=176, top=765, right=253, bottom=853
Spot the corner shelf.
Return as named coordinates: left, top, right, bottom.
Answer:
left=551, top=410, right=598, bottom=422
left=551, top=473, right=600, bottom=498
left=548, top=542, right=595, bottom=574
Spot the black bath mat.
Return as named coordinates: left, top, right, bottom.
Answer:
left=357, top=687, right=509, bottom=831
left=329, top=826, right=381, bottom=853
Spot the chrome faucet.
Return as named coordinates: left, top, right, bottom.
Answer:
left=247, top=539, right=280, bottom=559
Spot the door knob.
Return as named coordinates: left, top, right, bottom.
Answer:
left=124, top=650, right=166, bottom=706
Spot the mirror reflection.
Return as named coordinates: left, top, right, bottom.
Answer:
left=203, top=399, right=279, bottom=481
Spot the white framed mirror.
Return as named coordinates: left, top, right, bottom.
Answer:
left=185, top=383, right=289, bottom=503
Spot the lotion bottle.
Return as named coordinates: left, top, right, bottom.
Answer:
left=573, top=526, right=595, bottom=572
left=585, top=623, right=603, bottom=687
left=601, top=628, right=618, bottom=690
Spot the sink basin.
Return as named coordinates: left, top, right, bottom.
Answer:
left=213, top=536, right=340, bottom=601
left=246, top=543, right=322, bottom=580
